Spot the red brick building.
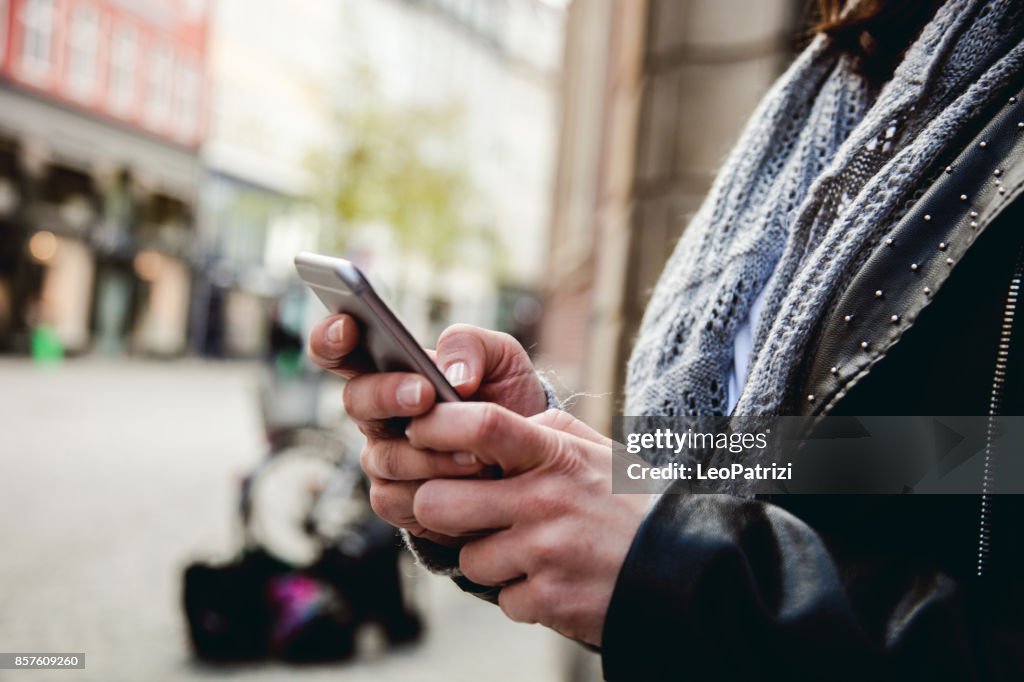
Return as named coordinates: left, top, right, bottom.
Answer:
left=0, top=0, right=210, bottom=355
left=1, top=0, right=207, bottom=146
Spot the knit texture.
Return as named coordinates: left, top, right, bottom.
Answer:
left=626, top=0, right=1024, bottom=422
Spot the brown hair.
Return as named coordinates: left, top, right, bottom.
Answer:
left=813, top=0, right=945, bottom=83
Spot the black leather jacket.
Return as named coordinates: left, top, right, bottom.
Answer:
left=600, top=90, right=1024, bottom=679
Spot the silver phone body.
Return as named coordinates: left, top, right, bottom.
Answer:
left=294, top=252, right=461, bottom=402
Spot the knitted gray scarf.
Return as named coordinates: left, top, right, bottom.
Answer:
left=625, top=0, right=1024, bottom=419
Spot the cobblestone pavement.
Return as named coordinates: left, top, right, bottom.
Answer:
left=0, top=358, right=571, bottom=682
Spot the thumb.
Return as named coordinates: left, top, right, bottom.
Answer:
left=407, top=403, right=560, bottom=475
left=433, top=324, right=497, bottom=398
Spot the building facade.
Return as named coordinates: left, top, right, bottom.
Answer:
left=194, top=0, right=341, bottom=358
left=0, top=0, right=208, bottom=355
left=335, top=0, right=566, bottom=346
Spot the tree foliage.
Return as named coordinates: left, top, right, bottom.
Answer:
left=315, top=83, right=478, bottom=268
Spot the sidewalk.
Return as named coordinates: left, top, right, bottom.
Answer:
left=0, top=357, right=566, bottom=682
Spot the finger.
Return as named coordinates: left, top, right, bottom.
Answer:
left=459, top=531, right=528, bottom=586
left=497, top=579, right=542, bottom=625
left=406, top=403, right=561, bottom=474
left=433, top=324, right=490, bottom=397
left=368, top=478, right=421, bottom=529
left=434, top=325, right=525, bottom=399
left=308, top=315, right=364, bottom=376
left=414, top=477, right=518, bottom=535
left=360, top=439, right=484, bottom=481
left=344, top=372, right=437, bottom=422
left=530, top=409, right=610, bottom=446
left=367, top=478, right=463, bottom=547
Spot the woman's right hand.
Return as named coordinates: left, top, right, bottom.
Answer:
left=308, top=315, right=550, bottom=546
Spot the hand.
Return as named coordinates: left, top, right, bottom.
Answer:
left=404, top=404, right=652, bottom=645
left=308, top=316, right=549, bottom=416
left=308, top=316, right=550, bottom=544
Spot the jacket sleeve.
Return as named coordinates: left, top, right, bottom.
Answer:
left=600, top=493, right=1001, bottom=681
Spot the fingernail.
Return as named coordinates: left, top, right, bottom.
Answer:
left=327, top=319, right=345, bottom=344
left=397, top=378, right=423, bottom=408
left=445, top=361, right=471, bottom=386
left=452, top=452, right=477, bottom=466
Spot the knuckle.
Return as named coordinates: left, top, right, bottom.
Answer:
left=528, top=527, right=564, bottom=568
left=498, top=588, right=533, bottom=624
left=361, top=440, right=399, bottom=479
left=533, top=576, right=573, bottom=626
left=438, top=323, right=479, bottom=346
left=472, top=403, right=503, bottom=445
left=493, top=330, right=519, bottom=351
left=458, top=543, right=483, bottom=583
left=548, top=436, right=583, bottom=475
left=375, top=440, right=401, bottom=479
left=531, top=407, right=567, bottom=429
left=532, top=577, right=560, bottom=614
left=342, top=380, right=358, bottom=414
left=358, top=445, right=373, bottom=474
left=368, top=482, right=393, bottom=519
left=546, top=408, right=574, bottom=430
left=527, top=478, right=568, bottom=518
left=369, top=482, right=412, bottom=526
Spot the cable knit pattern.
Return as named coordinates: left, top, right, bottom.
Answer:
left=626, top=0, right=1024, bottom=420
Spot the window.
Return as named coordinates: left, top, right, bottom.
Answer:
left=66, top=6, right=100, bottom=99
left=144, top=45, right=172, bottom=125
left=108, top=23, right=138, bottom=113
left=19, top=0, right=55, bottom=81
left=174, top=57, right=201, bottom=140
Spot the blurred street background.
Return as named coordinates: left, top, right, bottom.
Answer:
left=0, top=0, right=806, bottom=679
left=0, top=357, right=565, bottom=681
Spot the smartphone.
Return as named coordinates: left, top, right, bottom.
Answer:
left=294, top=252, right=462, bottom=402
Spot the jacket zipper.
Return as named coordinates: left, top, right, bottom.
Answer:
left=977, top=244, right=1024, bottom=577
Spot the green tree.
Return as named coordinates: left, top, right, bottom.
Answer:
left=314, top=83, right=482, bottom=269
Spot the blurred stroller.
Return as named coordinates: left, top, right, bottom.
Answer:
left=182, top=292, right=422, bottom=663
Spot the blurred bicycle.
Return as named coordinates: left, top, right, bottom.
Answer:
left=182, top=292, right=422, bottom=663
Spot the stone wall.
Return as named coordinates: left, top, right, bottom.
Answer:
left=540, top=0, right=802, bottom=430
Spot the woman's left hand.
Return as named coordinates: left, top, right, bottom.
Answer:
left=403, top=404, right=653, bottom=646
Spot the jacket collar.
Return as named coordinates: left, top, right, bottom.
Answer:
left=799, top=87, right=1024, bottom=418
